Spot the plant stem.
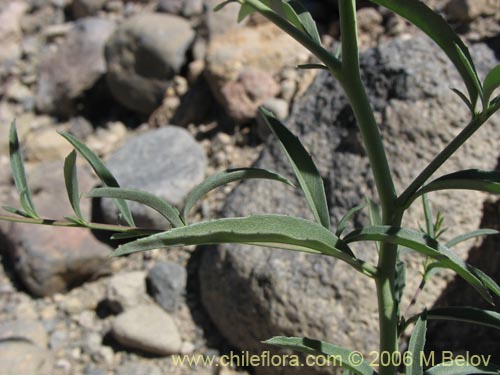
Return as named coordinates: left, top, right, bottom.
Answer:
left=0, top=214, right=162, bottom=235
left=337, top=2, right=399, bottom=374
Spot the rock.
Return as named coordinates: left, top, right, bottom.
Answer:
left=105, top=13, right=195, bottom=114
left=36, top=18, right=115, bottom=116
left=0, top=1, right=28, bottom=65
left=199, top=37, right=500, bottom=374
left=71, top=0, right=107, bottom=18
left=24, top=126, right=74, bottom=161
left=146, top=262, right=187, bottom=312
left=261, top=97, right=289, bottom=120
left=111, top=305, right=182, bottom=355
left=106, top=271, right=150, bottom=313
left=204, top=0, right=243, bottom=38
left=205, top=23, right=308, bottom=120
left=0, top=320, right=48, bottom=348
left=116, top=362, right=163, bottom=375
left=0, top=161, right=111, bottom=297
left=157, top=0, right=203, bottom=16
left=0, top=341, right=53, bottom=375
left=444, top=0, right=499, bottom=22
left=100, top=127, right=207, bottom=228
left=218, top=67, right=280, bottom=123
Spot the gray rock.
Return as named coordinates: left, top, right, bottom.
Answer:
left=106, top=271, right=150, bottom=313
left=159, top=0, right=203, bottom=17
left=0, top=320, right=48, bottom=348
left=146, top=262, right=187, bottom=312
left=71, top=0, right=107, bottom=18
left=36, top=18, right=115, bottom=116
left=204, top=0, right=243, bottom=38
left=0, top=341, right=53, bottom=375
left=116, top=362, right=163, bottom=375
left=100, top=127, right=207, bottom=228
left=0, top=161, right=111, bottom=297
left=105, top=13, right=195, bottom=114
left=111, top=305, right=182, bottom=355
left=0, top=1, right=27, bottom=65
left=444, top=0, right=499, bottom=22
left=199, top=37, right=500, bottom=375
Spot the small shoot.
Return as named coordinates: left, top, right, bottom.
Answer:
left=63, top=150, right=85, bottom=224
left=9, top=120, right=39, bottom=219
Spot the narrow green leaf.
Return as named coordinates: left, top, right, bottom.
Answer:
left=424, top=362, right=500, bottom=375
left=451, top=88, right=474, bottom=113
left=343, top=226, right=492, bottom=304
left=484, top=65, right=500, bottom=105
left=183, top=167, right=294, bottom=221
left=395, top=255, right=406, bottom=316
left=469, top=265, right=500, bottom=299
left=3, top=206, right=29, bottom=217
left=110, top=231, right=151, bottom=240
left=455, top=43, right=483, bottom=104
left=89, top=187, right=184, bottom=228
left=297, top=63, right=329, bottom=70
left=366, top=198, right=381, bottom=226
left=262, top=0, right=305, bottom=34
left=417, top=169, right=500, bottom=197
left=368, top=0, right=481, bottom=108
left=214, top=0, right=236, bottom=12
left=259, top=107, right=330, bottom=229
left=422, top=195, right=434, bottom=238
left=63, top=150, right=84, bottom=221
left=263, top=336, right=378, bottom=375
left=9, top=121, right=39, bottom=218
left=406, top=313, right=427, bottom=375
left=335, top=202, right=367, bottom=237
left=445, top=229, right=498, bottom=248
left=237, top=2, right=255, bottom=22
left=112, top=215, right=357, bottom=262
left=59, top=131, right=135, bottom=227
left=419, top=307, right=500, bottom=331
left=289, top=0, right=322, bottom=44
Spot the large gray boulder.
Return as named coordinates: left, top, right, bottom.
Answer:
left=36, top=18, right=115, bottom=116
left=105, top=13, right=195, bottom=114
left=199, top=37, right=500, bottom=374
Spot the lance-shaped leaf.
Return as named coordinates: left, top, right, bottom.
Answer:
left=182, top=168, right=294, bottom=221
left=408, top=307, right=500, bottom=331
left=368, top=0, right=481, bottom=108
left=414, top=170, right=500, bottom=204
left=89, top=187, right=184, bottom=228
left=237, top=2, right=255, bottom=22
left=289, top=0, right=322, bottom=44
left=406, top=313, right=427, bottom=375
left=335, top=202, right=367, bottom=237
left=263, top=336, right=378, bottom=375
left=469, top=265, right=500, bottom=299
left=451, top=88, right=474, bottom=113
left=9, top=121, right=39, bottom=218
left=59, top=131, right=135, bottom=227
left=64, top=150, right=84, bottom=222
left=424, top=362, right=500, bottom=375
left=259, top=107, right=330, bottom=229
left=111, top=215, right=369, bottom=272
left=445, top=228, right=498, bottom=248
left=422, top=195, right=434, bottom=238
left=343, top=226, right=492, bottom=303
left=484, top=65, right=500, bottom=105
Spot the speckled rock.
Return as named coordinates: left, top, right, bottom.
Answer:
left=0, top=341, right=53, bottom=375
left=199, top=37, right=500, bottom=374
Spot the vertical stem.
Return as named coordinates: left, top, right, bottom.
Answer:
left=337, top=2, right=399, bottom=375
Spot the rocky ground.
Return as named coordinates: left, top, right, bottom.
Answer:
left=0, top=0, right=499, bottom=374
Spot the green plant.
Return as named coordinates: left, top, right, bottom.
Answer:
left=3, top=1, right=500, bottom=374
